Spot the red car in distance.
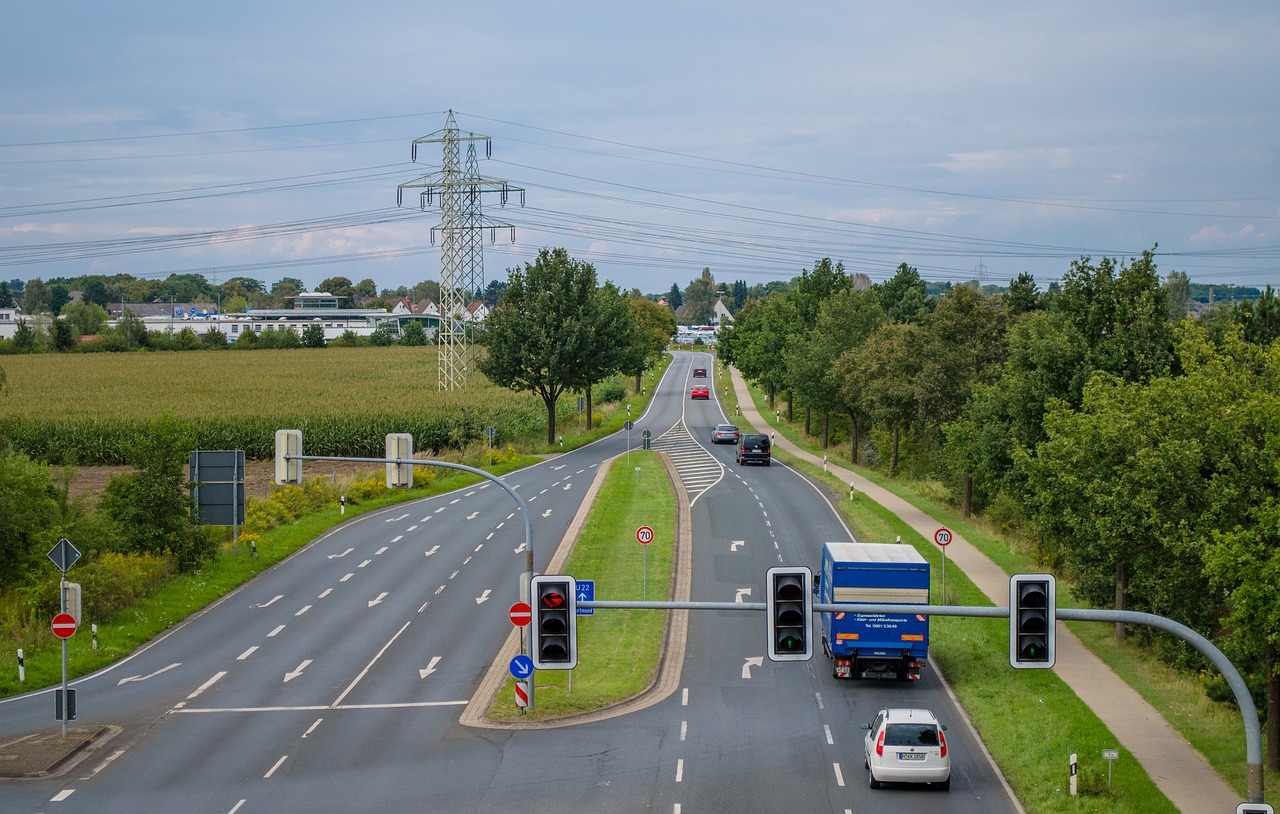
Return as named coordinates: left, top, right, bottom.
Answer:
left=691, top=383, right=710, bottom=400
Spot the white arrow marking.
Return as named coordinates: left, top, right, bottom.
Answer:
left=467, top=512, right=479, bottom=520
left=117, top=662, right=181, bottom=685
left=514, top=542, right=527, bottom=554
left=730, top=540, right=745, bottom=551
left=368, top=592, right=388, bottom=607
left=542, top=509, right=552, bottom=518
left=424, top=545, right=440, bottom=557
left=563, top=483, right=572, bottom=490
left=735, top=588, right=752, bottom=603
left=419, top=656, right=442, bottom=679
left=385, top=513, right=409, bottom=523
left=475, top=589, right=491, bottom=604
left=552, top=465, right=566, bottom=471
left=254, top=595, right=284, bottom=609
left=742, top=656, right=763, bottom=679
left=284, top=660, right=312, bottom=683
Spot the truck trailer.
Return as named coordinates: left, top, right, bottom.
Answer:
left=818, top=541, right=930, bottom=680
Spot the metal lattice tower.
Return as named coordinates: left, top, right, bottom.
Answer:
left=398, top=110, right=524, bottom=390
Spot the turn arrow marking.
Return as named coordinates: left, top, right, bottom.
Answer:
left=730, top=540, right=745, bottom=551
left=541, top=509, right=552, bottom=518
left=742, top=657, right=763, bottom=679
left=475, top=589, right=492, bottom=604
left=419, top=656, right=442, bottom=679
left=284, top=660, right=312, bottom=683
left=327, top=548, right=353, bottom=560
left=735, top=588, right=752, bottom=603
left=368, top=592, right=388, bottom=607
left=424, top=545, right=440, bottom=557
left=514, top=543, right=527, bottom=554
left=117, top=662, right=181, bottom=685
left=467, top=512, right=479, bottom=520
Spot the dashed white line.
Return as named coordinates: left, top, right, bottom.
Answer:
left=449, top=498, right=461, bottom=505
left=833, top=763, right=845, bottom=787
left=358, top=559, right=372, bottom=568
left=680, top=720, right=687, bottom=741
left=50, top=789, right=75, bottom=801
left=267, top=624, right=286, bottom=637
left=391, top=535, right=404, bottom=543
left=237, top=646, right=259, bottom=661
left=824, top=724, right=834, bottom=745
left=295, top=605, right=312, bottom=617
left=302, top=718, right=323, bottom=738
left=187, top=671, right=226, bottom=700
left=227, top=800, right=246, bottom=814
left=264, top=755, right=288, bottom=778
left=681, top=688, right=689, bottom=705
left=375, top=546, right=388, bottom=555
left=675, top=758, right=684, bottom=782
left=340, top=573, right=354, bottom=582
left=318, top=588, right=332, bottom=599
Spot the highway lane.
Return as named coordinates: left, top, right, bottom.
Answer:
left=0, top=351, right=1018, bottom=812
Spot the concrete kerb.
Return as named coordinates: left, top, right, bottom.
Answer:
left=460, top=449, right=692, bottom=729
left=727, top=365, right=1241, bottom=812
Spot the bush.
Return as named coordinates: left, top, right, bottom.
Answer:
left=77, top=552, right=176, bottom=623
left=595, top=381, right=628, bottom=403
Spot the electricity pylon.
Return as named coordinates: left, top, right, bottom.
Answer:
left=398, top=110, right=524, bottom=390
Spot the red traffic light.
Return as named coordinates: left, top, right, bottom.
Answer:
left=539, top=588, right=566, bottom=609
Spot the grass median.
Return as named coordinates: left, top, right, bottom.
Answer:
left=487, top=450, right=677, bottom=719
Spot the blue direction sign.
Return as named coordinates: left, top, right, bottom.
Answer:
left=576, top=579, right=595, bottom=616
left=509, top=654, right=533, bottom=679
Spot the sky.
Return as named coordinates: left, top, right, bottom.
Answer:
left=3, top=2, right=1279, bottom=298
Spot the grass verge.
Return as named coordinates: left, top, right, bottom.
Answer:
left=486, top=450, right=677, bottom=719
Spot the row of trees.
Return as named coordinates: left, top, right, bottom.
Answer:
left=479, top=248, right=676, bottom=444
left=722, top=253, right=1280, bottom=763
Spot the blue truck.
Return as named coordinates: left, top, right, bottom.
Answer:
left=817, top=542, right=930, bottom=680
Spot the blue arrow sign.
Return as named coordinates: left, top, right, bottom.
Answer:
left=576, top=579, right=595, bottom=616
left=509, top=654, right=533, bottom=679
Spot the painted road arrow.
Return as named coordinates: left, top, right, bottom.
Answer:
left=467, top=511, right=479, bottom=520
left=368, top=592, right=388, bottom=607
left=327, top=548, right=353, bottom=560
left=418, top=656, right=442, bottom=679
left=742, top=656, right=763, bottom=679
left=424, top=545, right=440, bottom=557
left=117, top=662, right=181, bottom=685
left=541, top=509, right=552, bottom=518
left=284, top=660, right=312, bottom=683
left=254, top=595, right=284, bottom=608
left=475, top=589, right=492, bottom=604
left=730, top=540, right=745, bottom=551
left=735, top=588, right=752, bottom=602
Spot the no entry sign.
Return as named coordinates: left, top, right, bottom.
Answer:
left=508, top=601, right=532, bottom=627
left=51, top=613, right=77, bottom=639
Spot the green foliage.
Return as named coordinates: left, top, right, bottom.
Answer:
left=0, top=451, right=63, bottom=590
left=594, top=380, right=627, bottom=403
left=398, top=320, right=427, bottom=346
left=369, top=323, right=394, bottom=347
left=301, top=322, right=327, bottom=348
left=99, top=413, right=210, bottom=570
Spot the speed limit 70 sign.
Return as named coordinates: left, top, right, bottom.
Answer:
left=636, top=526, right=654, bottom=545
left=934, top=527, right=953, bottom=547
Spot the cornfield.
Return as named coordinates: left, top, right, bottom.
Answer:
left=1, top=346, right=557, bottom=463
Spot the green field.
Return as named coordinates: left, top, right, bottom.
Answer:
left=0, top=347, right=558, bottom=462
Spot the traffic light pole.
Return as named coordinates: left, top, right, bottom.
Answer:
left=578, top=599, right=1264, bottom=804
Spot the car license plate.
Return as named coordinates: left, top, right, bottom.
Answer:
left=898, top=752, right=925, bottom=761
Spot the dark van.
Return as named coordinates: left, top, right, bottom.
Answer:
left=736, top=433, right=771, bottom=466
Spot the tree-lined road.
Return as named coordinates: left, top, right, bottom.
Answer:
left=0, top=352, right=1016, bottom=813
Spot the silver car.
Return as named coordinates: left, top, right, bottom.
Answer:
left=711, top=423, right=740, bottom=444
left=862, top=708, right=951, bottom=790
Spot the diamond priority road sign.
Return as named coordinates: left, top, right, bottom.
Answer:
left=47, top=538, right=82, bottom=573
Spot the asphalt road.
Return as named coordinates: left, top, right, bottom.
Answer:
left=0, top=352, right=1019, bottom=813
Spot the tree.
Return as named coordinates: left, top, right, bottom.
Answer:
left=0, top=451, right=63, bottom=590
left=629, top=296, right=677, bottom=390
left=49, top=318, right=78, bottom=352
left=354, top=278, right=378, bottom=299
left=667, top=283, right=683, bottom=309
left=729, top=294, right=796, bottom=407
left=479, top=248, right=603, bottom=445
left=876, top=263, right=931, bottom=324
left=838, top=322, right=925, bottom=477
left=399, top=320, right=428, bottom=346
left=1003, top=272, right=1042, bottom=315
left=0, top=281, right=14, bottom=308
left=412, top=280, right=442, bottom=304
left=271, top=277, right=302, bottom=305
left=13, top=321, right=41, bottom=353
left=682, top=269, right=717, bottom=324
left=1165, top=270, right=1191, bottom=321
left=201, top=328, right=228, bottom=348
left=316, top=277, right=355, bottom=299
left=100, top=414, right=210, bottom=570
left=301, top=322, right=327, bottom=348
left=22, top=277, right=50, bottom=314
left=61, top=300, right=108, bottom=336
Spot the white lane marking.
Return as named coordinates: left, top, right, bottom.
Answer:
left=730, top=540, right=744, bottom=551
left=434, top=585, right=445, bottom=595
left=463, top=556, right=472, bottom=565
left=824, top=724, right=834, bottom=745
left=425, top=545, right=440, bottom=557
left=833, top=763, right=845, bottom=787
left=675, top=758, right=684, bottom=782
left=255, top=594, right=284, bottom=607
left=295, top=605, right=312, bottom=617
left=331, top=620, right=413, bottom=707
left=405, top=525, right=418, bottom=532
left=391, top=535, right=404, bottom=543
left=465, top=491, right=476, bottom=497
left=449, top=570, right=459, bottom=580
left=742, top=657, right=763, bottom=679
left=816, top=692, right=825, bottom=710
left=264, top=755, right=288, bottom=778
left=682, top=688, right=689, bottom=705
left=419, top=656, right=442, bottom=679
left=267, top=624, right=286, bottom=637
left=385, top=513, right=409, bottom=522
left=176, top=700, right=470, bottom=713
left=474, top=544, right=483, bottom=552
left=117, top=662, right=181, bottom=685
left=680, top=720, right=687, bottom=741
left=237, top=646, right=259, bottom=661
left=340, top=573, right=354, bottom=582
left=187, top=671, right=226, bottom=700
left=467, top=512, right=479, bottom=520
left=375, top=546, right=388, bottom=556
left=735, top=588, right=751, bottom=602
left=303, top=719, right=323, bottom=738
left=227, top=800, right=247, bottom=814
left=434, top=507, right=446, bottom=514
left=417, top=601, right=431, bottom=613
left=318, top=588, right=332, bottom=599
left=495, top=522, right=505, bottom=530
left=358, top=559, right=372, bottom=568
left=81, top=748, right=125, bottom=779
left=486, top=533, right=495, bottom=540
left=449, top=498, right=461, bottom=505
left=51, top=789, right=75, bottom=801
left=283, top=661, right=311, bottom=683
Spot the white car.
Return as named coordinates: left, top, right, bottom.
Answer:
left=862, top=708, right=951, bottom=790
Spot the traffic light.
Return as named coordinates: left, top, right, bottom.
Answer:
left=1010, top=574, right=1056, bottom=669
left=531, top=575, right=577, bottom=670
left=766, top=566, right=812, bottom=661
left=275, top=429, right=302, bottom=485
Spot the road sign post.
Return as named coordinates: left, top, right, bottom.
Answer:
left=934, top=527, right=952, bottom=602
left=636, top=526, right=654, bottom=600
left=47, top=538, right=81, bottom=737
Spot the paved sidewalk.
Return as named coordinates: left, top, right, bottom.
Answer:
left=729, top=366, right=1241, bottom=813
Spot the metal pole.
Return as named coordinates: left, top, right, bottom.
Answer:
left=60, top=576, right=67, bottom=737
